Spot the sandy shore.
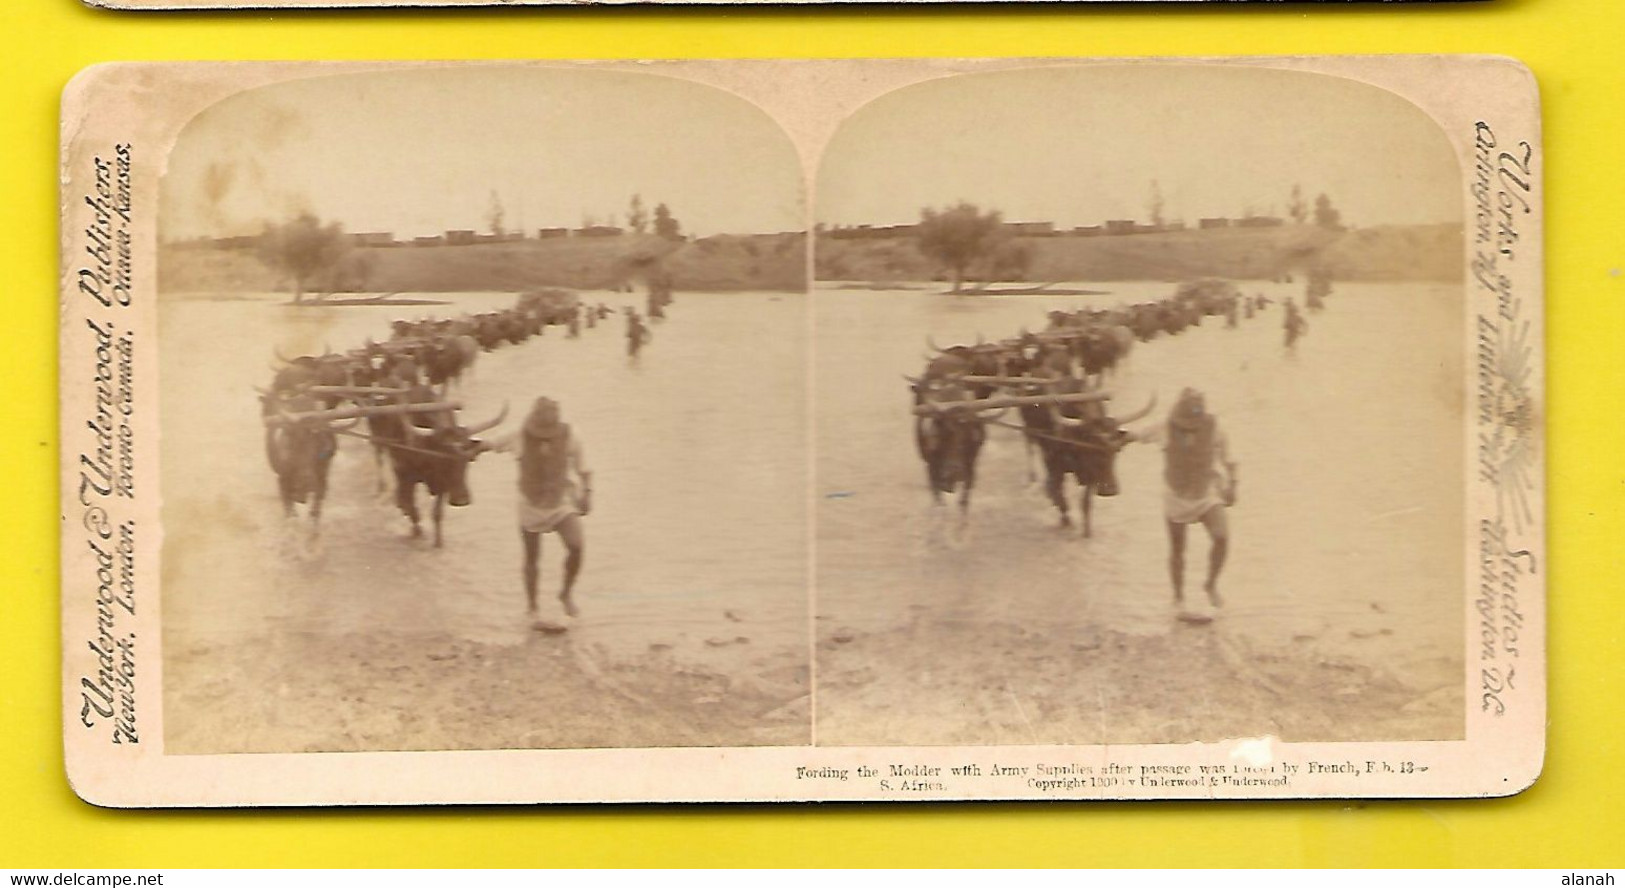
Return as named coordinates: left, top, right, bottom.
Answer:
left=165, top=627, right=809, bottom=754
left=815, top=614, right=1460, bottom=747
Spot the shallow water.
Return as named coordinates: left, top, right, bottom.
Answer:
left=159, top=278, right=1467, bottom=749
left=160, top=289, right=809, bottom=679
left=814, top=280, right=1465, bottom=697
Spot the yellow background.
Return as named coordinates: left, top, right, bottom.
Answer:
left=4, top=0, right=1620, bottom=868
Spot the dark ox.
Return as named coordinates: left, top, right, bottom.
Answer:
left=271, top=346, right=353, bottom=410
left=390, top=402, right=507, bottom=547
left=910, top=379, right=996, bottom=517
left=925, top=335, right=1036, bottom=397
left=262, top=393, right=338, bottom=524
left=422, top=334, right=480, bottom=392
left=1021, top=391, right=1156, bottom=538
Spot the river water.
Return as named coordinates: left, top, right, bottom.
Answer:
left=814, top=280, right=1466, bottom=716
left=159, top=279, right=1465, bottom=749
left=160, top=289, right=809, bottom=707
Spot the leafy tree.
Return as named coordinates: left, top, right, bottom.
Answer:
left=653, top=203, right=682, bottom=241
left=1313, top=193, right=1343, bottom=230
left=627, top=194, right=649, bottom=235
left=1148, top=180, right=1166, bottom=229
left=332, top=250, right=377, bottom=293
left=983, top=240, right=1033, bottom=285
left=256, top=213, right=350, bottom=303
left=1288, top=184, right=1308, bottom=225
left=915, top=202, right=1006, bottom=293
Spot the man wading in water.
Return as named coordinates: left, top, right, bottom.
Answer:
left=1138, top=388, right=1238, bottom=619
left=492, top=397, right=591, bottom=633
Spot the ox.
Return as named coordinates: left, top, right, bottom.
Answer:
left=271, top=345, right=354, bottom=409
left=1021, top=388, right=1156, bottom=538
left=925, top=335, right=1036, bottom=398
left=423, top=334, right=480, bottom=393
left=909, top=376, right=1003, bottom=519
left=262, top=393, right=339, bottom=524
left=390, top=402, right=508, bottom=547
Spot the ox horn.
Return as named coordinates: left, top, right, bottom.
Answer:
left=902, top=374, right=924, bottom=387
left=464, top=402, right=509, bottom=436
left=1116, top=392, right=1159, bottom=426
left=404, top=418, right=438, bottom=439
left=273, top=344, right=296, bottom=365
left=1049, top=403, right=1085, bottom=428
left=926, top=334, right=949, bottom=354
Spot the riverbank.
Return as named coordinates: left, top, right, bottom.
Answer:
left=815, top=617, right=1459, bottom=747
left=815, top=223, right=1463, bottom=285
left=165, top=625, right=809, bottom=753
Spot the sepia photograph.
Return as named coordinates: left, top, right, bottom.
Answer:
left=58, top=58, right=1542, bottom=805
left=152, top=67, right=811, bottom=754
left=813, top=65, right=1472, bottom=747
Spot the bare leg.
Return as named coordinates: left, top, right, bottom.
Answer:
left=373, top=447, right=390, bottom=497
left=397, top=485, right=421, bottom=538
left=555, top=515, right=585, bottom=617
left=1080, top=485, right=1093, bottom=539
left=521, top=530, right=541, bottom=614
left=432, top=493, right=445, bottom=548
left=958, top=462, right=977, bottom=525
left=1047, top=471, right=1070, bottom=528
left=1201, top=506, right=1230, bottom=606
left=1167, top=520, right=1188, bottom=603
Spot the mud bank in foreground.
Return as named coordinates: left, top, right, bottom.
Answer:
left=165, top=629, right=809, bottom=754
left=815, top=617, right=1461, bottom=747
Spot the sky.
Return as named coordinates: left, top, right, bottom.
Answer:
left=160, top=67, right=805, bottom=240
left=816, top=65, right=1463, bottom=230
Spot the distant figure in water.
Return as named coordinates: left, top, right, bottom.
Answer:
left=491, top=397, right=591, bottom=632
left=626, top=310, right=650, bottom=361
left=1138, top=389, right=1237, bottom=613
left=1283, top=298, right=1308, bottom=349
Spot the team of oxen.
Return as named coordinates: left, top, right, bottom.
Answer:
left=909, top=277, right=1317, bottom=537
left=259, top=290, right=623, bottom=546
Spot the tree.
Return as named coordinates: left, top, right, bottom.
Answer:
left=653, top=203, right=682, bottom=241
left=983, top=239, right=1033, bottom=285
left=916, top=202, right=1007, bottom=293
left=333, top=250, right=376, bottom=293
left=256, top=213, right=350, bottom=303
left=1147, top=180, right=1166, bottom=229
left=627, top=194, right=649, bottom=235
left=1313, top=193, right=1343, bottom=230
left=486, top=190, right=506, bottom=238
left=1288, top=184, right=1308, bottom=225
